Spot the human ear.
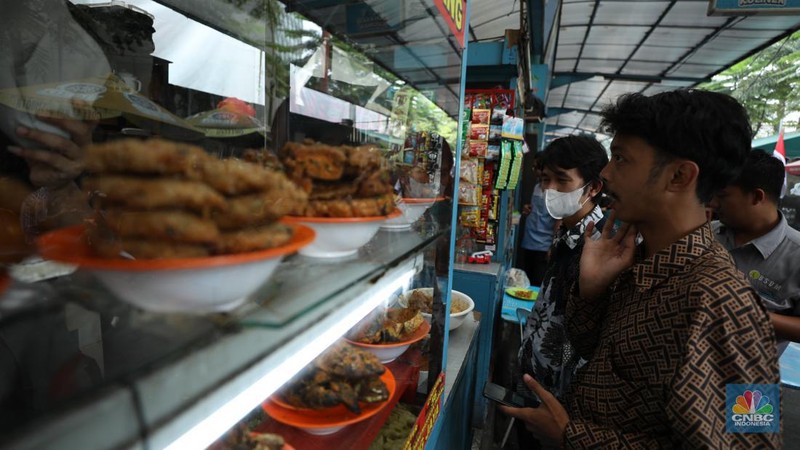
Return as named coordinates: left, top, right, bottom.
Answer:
left=666, top=160, right=699, bottom=193
left=752, top=188, right=767, bottom=205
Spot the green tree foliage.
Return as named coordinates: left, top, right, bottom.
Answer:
left=699, top=30, right=800, bottom=137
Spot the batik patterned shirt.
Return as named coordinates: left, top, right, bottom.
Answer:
left=564, top=223, right=781, bottom=448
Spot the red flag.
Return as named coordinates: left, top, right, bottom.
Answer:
left=774, top=127, right=787, bottom=197
left=774, top=127, right=786, bottom=165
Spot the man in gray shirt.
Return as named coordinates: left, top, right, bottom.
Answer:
left=711, top=150, right=800, bottom=355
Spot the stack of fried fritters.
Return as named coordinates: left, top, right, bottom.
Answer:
left=280, top=342, right=389, bottom=414
left=281, top=140, right=396, bottom=217
left=83, top=138, right=307, bottom=259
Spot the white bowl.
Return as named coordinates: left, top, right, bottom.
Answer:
left=36, top=224, right=314, bottom=313
left=346, top=320, right=430, bottom=363
left=284, top=210, right=400, bottom=258
left=301, top=425, right=345, bottom=435
left=398, top=288, right=475, bottom=331
left=380, top=198, right=440, bottom=230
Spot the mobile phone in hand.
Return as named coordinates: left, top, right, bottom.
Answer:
left=483, top=381, right=540, bottom=408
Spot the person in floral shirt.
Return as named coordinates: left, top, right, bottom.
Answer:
left=512, top=135, right=608, bottom=446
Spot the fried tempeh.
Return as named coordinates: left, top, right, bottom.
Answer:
left=215, top=223, right=293, bottom=254
left=201, top=158, right=289, bottom=196
left=100, top=209, right=220, bottom=243
left=84, top=175, right=227, bottom=213
left=214, top=180, right=308, bottom=230
left=85, top=138, right=209, bottom=178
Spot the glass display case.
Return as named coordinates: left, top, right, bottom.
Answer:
left=0, top=1, right=472, bottom=449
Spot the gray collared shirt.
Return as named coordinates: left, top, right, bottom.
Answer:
left=713, top=213, right=800, bottom=355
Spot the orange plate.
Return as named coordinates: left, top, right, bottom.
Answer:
left=283, top=208, right=401, bottom=224
left=35, top=223, right=315, bottom=271
left=263, top=369, right=395, bottom=430
left=345, top=319, right=430, bottom=349
left=400, top=197, right=444, bottom=204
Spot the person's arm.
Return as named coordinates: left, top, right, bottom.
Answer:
left=666, top=286, right=780, bottom=448
left=769, top=312, right=800, bottom=342
left=565, top=212, right=637, bottom=358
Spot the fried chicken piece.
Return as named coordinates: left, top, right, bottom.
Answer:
left=314, top=342, right=385, bottom=379
left=99, top=209, right=220, bottom=244
left=84, top=175, right=227, bottom=214
left=282, top=141, right=347, bottom=181
left=215, top=223, right=293, bottom=254
left=407, top=290, right=433, bottom=313
left=301, top=193, right=395, bottom=218
left=85, top=138, right=209, bottom=178
left=355, top=376, right=389, bottom=404
left=89, top=234, right=211, bottom=259
left=201, top=158, right=291, bottom=196
left=214, top=182, right=307, bottom=230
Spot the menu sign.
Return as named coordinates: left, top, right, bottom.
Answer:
left=434, top=0, right=466, bottom=48
left=708, top=0, right=800, bottom=15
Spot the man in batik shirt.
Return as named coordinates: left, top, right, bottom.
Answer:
left=501, top=90, right=780, bottom=448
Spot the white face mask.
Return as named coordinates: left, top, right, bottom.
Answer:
left=544, top=182, right=591, bottom=219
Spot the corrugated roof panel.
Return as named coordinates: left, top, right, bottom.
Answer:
left=631, top=45, right=696, bottom=62
left=659, top=1, right=729, bottom=27
left=577, top=58, right=625, bottom=73
left=593, top=1, right=670, bottom=25
left=735, top=16, right=800, bottom=31
left=620, top=60, right=674, bottom=75
left=563, top=94, right=601, bottom=110
left=564, top=79, right=609, bottom=96
left=683, top=48, right=755, bottom=67
left=554, top=59, right=578, bottom=72
left=580, top=44, right=639, bottom=60
left=554, top=112, right=584, bottom=127
left=603, top=80, right=652, bottom=97
left=667, top=63, right=720, bottom=78
left=561, top=2, right=595, bottom=26
left=579, top=113, right=603, bottom=130
left=586, top=25, right=651, bottom=45
left=557, top=44, right=582, bottom=59
left=643, top=27, right=714, bottom=47
left=558, top=26, right=588, bottom=45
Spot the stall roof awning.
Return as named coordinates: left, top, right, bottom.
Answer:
left=545, top=0, right=800, bottom=140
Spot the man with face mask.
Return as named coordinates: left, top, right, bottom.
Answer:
left=506, top=135, right=607, bottom=446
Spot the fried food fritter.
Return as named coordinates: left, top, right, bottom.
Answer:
left=349, top=308, right=424, bottom=344
left=84, top=175, right=227, bottom=214
left=85, top=138, right=210, bottom=178
left=308, top=181, right=358, bottom=201
left=343, top=144, right=386, bottom=176
left=201, top=158, right=291, bottom=196
left=214, top=181, right=308, bottom=230
left=282, top=141, right=347, bottom=181
left=100, top=209, right=220, bottom=243
left=354, top=171, right=393, bottom=198
left=242, top=148, right=284, bottom=171
left=215, top=223, right=293, bottom=254
left=354, top=376, right=390, bottom=404
left=300, top=193, right=395, bottom=218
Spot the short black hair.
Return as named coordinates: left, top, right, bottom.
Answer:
left=600, top=89, right=752, bottom=203
left=730, top=150, right=785, bottom=204
left=539, top=135, right=608, bottom=201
